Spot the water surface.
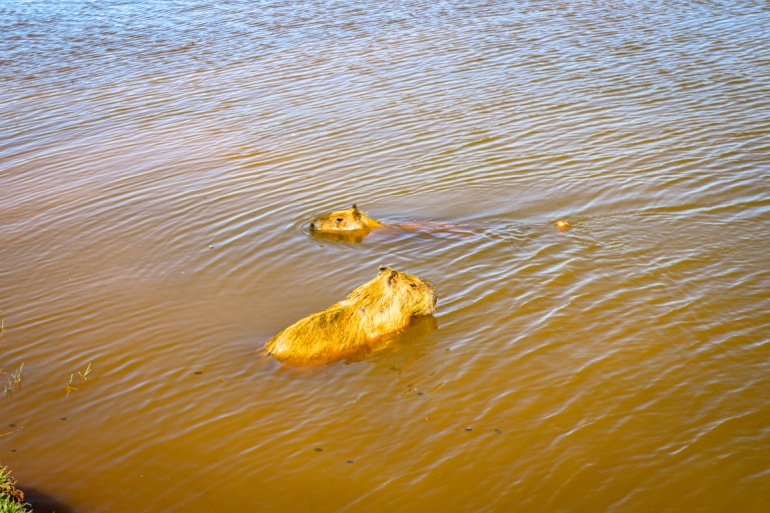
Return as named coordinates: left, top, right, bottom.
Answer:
left=2, top=1, right=770, bottom=511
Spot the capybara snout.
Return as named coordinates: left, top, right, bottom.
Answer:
left=265, top=266, right=438, bottom=364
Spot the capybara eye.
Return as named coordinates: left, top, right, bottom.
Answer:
left=335, top=218, right=343, bottom=222
left=410, top=283, right=417, bottom=288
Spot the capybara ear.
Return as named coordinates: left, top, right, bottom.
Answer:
left=387, top=270, right=398, bottom=287
left=379, top=265, right=390, bottom=273
left=352, top=204, right=358, bottom=211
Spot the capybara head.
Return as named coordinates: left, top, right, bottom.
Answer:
left=265, top=266, right=438, bottom=364
left=353, top=266, right=438, bottom=318
left=309, top=204, right=382, bottom=232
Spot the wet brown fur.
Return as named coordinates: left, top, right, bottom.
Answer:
left=309, top=204, right=383, bottom=232
left=265, top=267, right=438, bottom=364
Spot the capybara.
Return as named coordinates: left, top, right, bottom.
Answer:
left=265, top=266, right=438, bottom=364
left=309, top=204, right=482, bottom=241
left=309, top=204, right=382, bottom=232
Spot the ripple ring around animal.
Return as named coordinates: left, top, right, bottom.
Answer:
left=265, top=266, right=438, bottom=365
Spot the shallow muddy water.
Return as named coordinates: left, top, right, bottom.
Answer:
left=2, top=1, right=770, bottom=511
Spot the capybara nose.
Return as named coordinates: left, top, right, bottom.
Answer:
left=309, top=222, right=316, bottom=231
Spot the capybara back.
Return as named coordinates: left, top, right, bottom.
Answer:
left=265, top=267, right=438, bottom=364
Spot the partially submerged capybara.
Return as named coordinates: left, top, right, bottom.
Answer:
left=265, top=266, right=438, bottom=364
left=309, top=204, right=479, bottom=241
left=309, top=204, right=382, bottom=232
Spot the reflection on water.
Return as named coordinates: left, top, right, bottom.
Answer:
left=348, top=314, right=439, bottom=366
left=311, top=229, right=371, bottom=244
left=2, top=0, right=770, bottom=511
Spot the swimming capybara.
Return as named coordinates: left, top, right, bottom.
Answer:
left=309, top=204, right=482, bottom=241
left=265, top=266, right=438, bottom=364
left=309, top=204, right=382, bottom=232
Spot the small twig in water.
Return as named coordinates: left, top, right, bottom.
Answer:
left=65, top=373, right=78, bottom=397
left=77, top=362, right=92, bottom=382
left=0, top=425, right=23, bottom=438
left=11, top=362, right=23, bottom=388
left=2, top=363, right=23, bottom=397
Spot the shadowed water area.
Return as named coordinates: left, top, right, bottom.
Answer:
left=2, top=0, right=770, bottom=511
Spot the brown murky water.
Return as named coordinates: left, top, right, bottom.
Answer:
left=2, top=1, right=770, bottom=511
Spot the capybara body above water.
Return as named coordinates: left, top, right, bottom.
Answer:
left=265, top=266, right=438, bottom=364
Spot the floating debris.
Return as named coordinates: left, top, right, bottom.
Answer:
left=427, top=382, right=444, bottom=393
left=315, top=447, right=323, bottom=452
left=65, top=373, right=78, bottom=397
left=77, top=363, right=91, bottom=382
left=465, top=427, right=472, bottom=432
